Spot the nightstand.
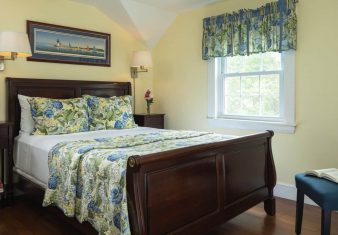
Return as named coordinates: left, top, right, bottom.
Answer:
left=134, top=114, right=165, bottom=129
left=0, top=122, right=14, bottom=206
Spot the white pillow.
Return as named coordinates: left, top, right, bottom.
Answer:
left=18, top=94, right=35, bottom=134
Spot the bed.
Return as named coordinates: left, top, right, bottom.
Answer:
left=6, top=77, right=276, bottom=235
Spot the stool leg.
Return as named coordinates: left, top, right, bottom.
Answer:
left=321, top=209, right=331, bottom=235
left=295, top=189, right=304, bottom=235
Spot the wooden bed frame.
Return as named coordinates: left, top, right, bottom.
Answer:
left=6, top=77, right=276, bottom=235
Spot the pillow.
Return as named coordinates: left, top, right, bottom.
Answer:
left=28, top=97, right=89, bottom=135
left=18, top=94, right=35, bottom=134
left=84, top=95, right=136, bottom=131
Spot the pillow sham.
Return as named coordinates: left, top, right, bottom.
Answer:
left=18, top=94, right=35, bottom=134
left=84, top=95, right=136, bottom=131
left=28, top=97, right=89, bottom=135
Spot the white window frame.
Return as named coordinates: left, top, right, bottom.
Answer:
left=208, top=51, right=296, bottom=133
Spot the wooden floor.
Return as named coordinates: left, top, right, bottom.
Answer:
left=0, top=197, right=337, bottom=235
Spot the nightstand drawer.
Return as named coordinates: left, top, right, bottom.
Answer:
left=144, top=117, right=164, bottom=128
left=0, top=126, right=8, bottom=137
left=0, top=126, right=9, bottom=149
left=0, top=122, right=14, bottom=206
left=134, top=114, right=165, bottom=129
left=0, top=137, right=8, bottom=149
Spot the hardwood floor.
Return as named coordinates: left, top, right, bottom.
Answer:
left=207, top=199, right=338, bottom=235
left=0, top=197, right=337, bottom=235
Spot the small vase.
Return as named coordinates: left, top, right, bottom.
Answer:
left=147, top=104, right=151, bottom=114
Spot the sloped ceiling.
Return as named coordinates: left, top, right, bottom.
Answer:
left=72, top=0, right=223, bottom=48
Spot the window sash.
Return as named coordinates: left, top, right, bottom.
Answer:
left=207, top=51, right=295, bottom=133
left=217, top=57, right=284, bottom=121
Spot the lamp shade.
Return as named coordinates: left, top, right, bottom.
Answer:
left=0, top=31, right=32, bottom=58
left=131, top=51, right=152, bottom=68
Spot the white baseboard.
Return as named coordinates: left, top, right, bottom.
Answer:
left=274, top=183, right=317, bottom=206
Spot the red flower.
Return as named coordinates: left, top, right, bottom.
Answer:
left=144, top=89, right=152, bottom=100
left=144, top=89, right=154, bottom=104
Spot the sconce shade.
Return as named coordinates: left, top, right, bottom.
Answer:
left=0, top=31, right=32, bottom=58
left=131, top=51, right=152, bottom=68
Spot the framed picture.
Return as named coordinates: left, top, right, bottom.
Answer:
left=27, top=21, right=111, bottom=67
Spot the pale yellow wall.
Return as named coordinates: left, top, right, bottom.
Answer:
left=153, top=0, right=338, bottom=184
left=0, top=0, right=153, bottom=118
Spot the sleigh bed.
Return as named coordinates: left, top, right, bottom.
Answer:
left=6, top=77, right=276, bottom=235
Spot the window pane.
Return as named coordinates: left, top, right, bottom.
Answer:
left=226, top=56, right=241, bottom=73
left=242, top=95, right=260, bottom=116
left=242, top=53, right=261, bottom=73
left=262, top=52, right=281, bottom=71
left=224, top=96, right=241, bottom=115
left=224, top=76, right=240, bottom=95
left=261, top=95, right=279, bottom=117
left=220, top=52, right=283, bottom=118
left=242, top=76, right=259, bottom=95
left=261, top=75, right=280, bottom=95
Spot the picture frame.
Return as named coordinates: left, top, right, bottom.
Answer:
left=27, top=21, right=111, bottom=67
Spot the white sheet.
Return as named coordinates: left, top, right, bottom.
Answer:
left=14, top=127, right=162, bottom=188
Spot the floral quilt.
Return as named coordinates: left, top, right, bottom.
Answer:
left=43, top=130, right=234, bottom=235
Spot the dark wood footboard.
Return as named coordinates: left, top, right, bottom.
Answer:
left=126, top=131, right=276, bottom=235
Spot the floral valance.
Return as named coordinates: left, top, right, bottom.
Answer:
left=202, top=0, right=297, bottom=60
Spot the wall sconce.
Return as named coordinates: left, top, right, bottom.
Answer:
left=130, top=51, right=153, bottom=78
left=0, top=31, right=32, bottom=71
left=130, top=50, right=153, bottom=113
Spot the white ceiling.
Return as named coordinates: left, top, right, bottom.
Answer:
left=72, top=0, right=223, bottom=48
left=130, top=0, right=223, bottom=12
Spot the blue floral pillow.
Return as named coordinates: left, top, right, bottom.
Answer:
left=29, top=97, right=89, bottom=135
left=84, top=95, right=136, bottom=130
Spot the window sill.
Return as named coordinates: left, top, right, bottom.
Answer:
left=207, top=117, right=296, bottom=134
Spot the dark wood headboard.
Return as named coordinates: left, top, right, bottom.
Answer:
left=6, top=77, right=131, bottom=137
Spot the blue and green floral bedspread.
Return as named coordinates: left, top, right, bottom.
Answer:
left=43, top=130, right=234, bottom=235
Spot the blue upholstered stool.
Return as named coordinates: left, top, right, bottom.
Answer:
left=295, top=173, right=338, bottom=235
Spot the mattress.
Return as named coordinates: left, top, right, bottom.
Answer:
left=13, top=127, right=161, bottom=188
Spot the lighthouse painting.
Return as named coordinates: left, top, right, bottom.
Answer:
left=27, top=21, right=111, bottom=66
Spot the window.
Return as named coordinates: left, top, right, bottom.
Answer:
left=208, top=51, right=295, bottom=133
